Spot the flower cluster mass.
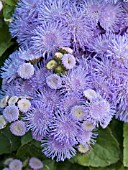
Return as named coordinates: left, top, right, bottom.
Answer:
left=0, top=0, right=128, bottom=162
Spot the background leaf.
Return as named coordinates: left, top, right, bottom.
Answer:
left=71, top=127, right=120, bottom=167
left=123, top=123, right=128, bottom=167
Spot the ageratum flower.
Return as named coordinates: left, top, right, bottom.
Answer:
left=87, top=32, right=115, bottom=55
left=62, top=66, right=89, bottom=93
left=99, top=2, right=123, bottom=32
left=41, top=135, right=76, bottom=162
left=50, top=112, right=79, bottom=145
left=39, top=0, right=68, bottom=22
left=65, top=4, right=93, bottom=50
left=10, top=120, right=26, bottom=136
left=70, top=105, right=87, bottom=121
left=30, top=21, right=71, bottom=55
left=86, top=97, right=114, bottom=128
left=83, top=0, right=103, bottom=26
left=36, top=87, right=61, bottom=111
left=3, top=105, right=19, bottom=123
left=30, top=62, right=51, bottom=90
left=9, top=0, right=41, bottom=47
left=24, top=101, right=53, bottom=136
left=62, top=54, right=76, bottom=70
left=9, top=159, right=22, bottom=170
left=0, top=51, right=24, bottom=82
left=46, top=74, right=62, bottom=89
left=29, top=157, right=43, bottom=170
left=107, top=34, right=128, bottom=62
left=59, top=92, right=84, bottom=113
left=18, top=98, right=31, bottom=113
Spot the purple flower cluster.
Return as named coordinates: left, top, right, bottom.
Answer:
left=0, top=0, right=128, bottom=162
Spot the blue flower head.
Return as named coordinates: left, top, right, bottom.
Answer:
left=30, top=21, right=71, bottom=55
left=41, top=135, right=76, bottom=162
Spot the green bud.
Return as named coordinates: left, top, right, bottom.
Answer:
left=46, top=59, right=57, bottom=70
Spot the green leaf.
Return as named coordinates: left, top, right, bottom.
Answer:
left=123, top=123, right=128, bottom=167
left=43, top=160, right=56, bottom=170
left=0, top=131, right=11, bottom=154
left=21, top=131, right=33, bottom=146
left=2, top=126, right=21, bottom=152
left=3, top=4, right=15, bottom=19
left=0, top=41, right=14, bottom=57
left=3, top=0, right=18, bottom=7
left=71, top=127, right=120, bottom=167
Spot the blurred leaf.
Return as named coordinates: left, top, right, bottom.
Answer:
left=2, top=126, right=21, bottom=152
left=3, top=0, right=18, bottom=6
left=123, top=123, right=128, bottom=167
left=21, top=131, right=33, bottom=146
left=0, top=41, right=14, bottom=57
left=43, top=160, right=56, bottom=170
left=0, top=132, right=11, bottom=154
left=3, top=4, right=14, bottom=19
left=71, top=127, right=120, bottom=167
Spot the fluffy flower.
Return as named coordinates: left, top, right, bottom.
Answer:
left=87, top=32, right=115, bottom=55
left=41, top=135, right=76, bottom=162
left=81, top=120, right=95, bottom=131
left=70, top=105, right=87, bottom=121
left=46, top=74, right=62, bottom=89
left=39, top=0, right=68, bottom=22
left=86, top=97, right=114, bottom=128
left=107, top=34, right=128, bottom=62
left=83, top=0, right=103, bottom=26
left=18, top=98, right=31, bottom=113
left=3, top=105, right=19, bottom=123
left=0, top=51, right=24, bottom=82
left=62, top=66, right=89, bottom=93
left=24, top=101, right=53, bottom=136
left=0, top=96, right=9, bottom=109
left=83, top=89, right=99, bottom=101
left=30, top=22, right=71, bottom=55
left=9, top=0, right=41, bottom=46
left=8, top=96, right=19, bottom=105
left=50, top=112, right=79, bottom=145
left=32, top=131, right=44, bottom=141
left=10, top=120, right=26, bottom=136
left=65, top=4, right=93, bottom=50
left=59, top=92, right=84, bottom=113
left=29, top=157, right=43, bottom=169
left=17, top=63, right=35, bottom=79
left=9, top=159, right=22, bottom=170
left=36, top=87, right=61, bottom=111
left=99, top=2, right=123, bottom=32
left=62, top=54, right=76, bottom=69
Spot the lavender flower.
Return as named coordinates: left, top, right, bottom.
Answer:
left=107, top=34, right=128, bottom=61
left=3, top=105, right=19, bottom=123
left=0, top=51, right=24, bottom=82
left=71, top=105, right=87, bottom=121
left=30, top=22, right=71, bottom=55
left=8, top=96, right=19, bottom=105
left=10, top=120, right=26, bottom=136
left=41, top=135, right=76, bottom=162
left=99, top=2, right=123, bottom=32
left=18, top=98, right=31, bottom=113
left=24, top=101, right=53, bottom=136
left=62, top=54, right=76, bottom=69
left=81, top=120, right=95, bottom=131
left=65, top=4, right=93, bottom=50
left=9, top=159, right=22, bottom=170
left=17, top=63, right=35, bottom=79
left=29, top=157, right=43, bottom=170
left=32, top=131, right=43, bottom=141
left=62, top=66, right=89, bottom=93
left=86, top=97, right=114, bottom=128
left=46, top=74, right=62, bottom=89
left=77, top=144, right=90, bottom=154
left=59, top=92, right=84, bottom=113
left=39, top=0, right=68, bottom=22
left=50, top=112, right=79, bottom=145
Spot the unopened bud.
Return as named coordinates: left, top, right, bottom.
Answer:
left=46, top=59, right=57, bottom=70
